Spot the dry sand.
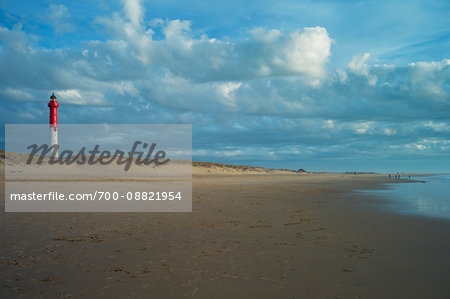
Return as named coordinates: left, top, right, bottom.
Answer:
left=1, top=161, right=449, bottom=298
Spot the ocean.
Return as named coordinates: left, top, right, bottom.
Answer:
left=359, top=174, right=450, bottom=221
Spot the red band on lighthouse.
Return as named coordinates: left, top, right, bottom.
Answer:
left=48, top=93, right=59, bottom=130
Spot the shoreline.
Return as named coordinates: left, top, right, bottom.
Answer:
left=1, top=172, right=449, bottom=297
left=351, top=174, right=450, bottom=223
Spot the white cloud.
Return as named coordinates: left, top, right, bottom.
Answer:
left=222, top=149, right=243, bottom=157
left=96, top=9, right=333, bottom=83
left=250, top=27, right=281, bottom=41
left=122, top=0, right=144, bottom=30
left=322, top=119, right=335, bottom=130
left=111, top=81, right=140, bottom=97
left=348, top=53, right=378, bottom=86
left=47, top=4, right=75, bottom=34
left=247, top=26, right=332, bottom=82
left=55, top=89, right=105, bottom=105
left=352, top=121, right=374, bottom=134
left=280, top=27, right=332, bottom=77
left=0, top=24, right=31, bottom=54
left=424, top=121, right=450, bottom=132
left=0, top=88, right=35, bottom=101
left=383, top=128, right=397, bottom=136
left=335, top=69, right=348, bottom=83
left=163, top=19, right=192, bottom=40
left=409, top=59, right=450, bottom=99
left=216, top=82, right=242, bottom=109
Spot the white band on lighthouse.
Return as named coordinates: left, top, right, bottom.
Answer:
left=49, top=125, right=58, bottom=159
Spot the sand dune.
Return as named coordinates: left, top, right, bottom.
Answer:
left=3, top=151, right=302, bottom=179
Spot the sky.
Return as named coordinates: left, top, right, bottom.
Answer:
left=0, top=0, right=449, bottom=172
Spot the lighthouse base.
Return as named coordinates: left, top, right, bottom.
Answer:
left=49, top=126, right=59, bottom=159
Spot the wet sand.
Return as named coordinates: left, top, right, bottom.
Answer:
left=1, top=173, right=449, bottom=298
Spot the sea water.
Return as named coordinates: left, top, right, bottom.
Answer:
left=360, top=174, right=450, bottom=220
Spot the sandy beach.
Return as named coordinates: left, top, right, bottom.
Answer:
left=1, top=165, right=449, bottom=298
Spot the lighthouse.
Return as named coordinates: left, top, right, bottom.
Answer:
left=48, top=93, right=59, bottom=158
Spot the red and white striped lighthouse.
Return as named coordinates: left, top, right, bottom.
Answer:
left=48, top=92, right=59, bottom=158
